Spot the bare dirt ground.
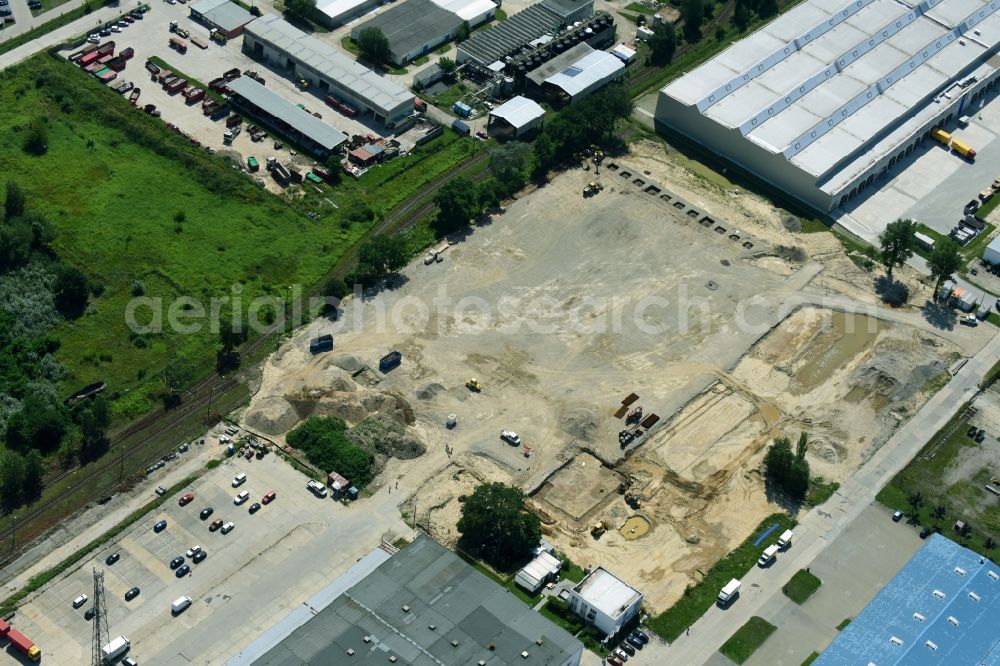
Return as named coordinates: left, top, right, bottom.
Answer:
left=239, top=140, right=990, bottom=612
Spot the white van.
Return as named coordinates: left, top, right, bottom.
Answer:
left=777, top=529, right=794, bottom=550
left=221, top=521, right=235, bottom=534
left=306, top=480, right=328, bottom=497
left=234, top=490, right=250, bottom=505
left=171, top=595, right=192, bottom=614
left=73, top=594, right=88, bottom=608
left=232, top=472, right=246, bottom=487
left=758, top=544, right=780, bottom=567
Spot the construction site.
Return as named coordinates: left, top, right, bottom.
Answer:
left=239, top=138, right=993, bottom=613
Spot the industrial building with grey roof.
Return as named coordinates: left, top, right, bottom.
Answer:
left=244, top=535, right=584, bottom=666
left=242, top=14, right=414, bottom=127
left=655, top=0, right=1000, bottom=213
left=457, top=0, right=595, bottom=66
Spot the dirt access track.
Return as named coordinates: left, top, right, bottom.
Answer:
left=241, top=140, right=993, bottom=612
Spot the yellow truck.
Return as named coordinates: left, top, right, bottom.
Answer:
left=951, top=139, right=977, bottom=160
left=930, top=128, right=952, bottom=145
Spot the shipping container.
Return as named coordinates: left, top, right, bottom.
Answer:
left=120, top=47, right=134, bottom=60
left=99, top=70, right=118, bottom=83
left=951, top=139, right=976, bottom=159
left=79, top=50, right=100, bottom=66
left=451, top=119, right=470, bottom=135
left=310, top=334, right=333, bottom=354
left=379, top=351, right=402, bottom=373
left=931, top=128, right=951, bottom=145
left=5, top=627, right=41, bottom=661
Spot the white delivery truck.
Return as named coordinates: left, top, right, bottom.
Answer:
left=172, top=595, right=192, bottom=615
left=777, top=529, right=794, bottom=550
left=758, top=544, right=780, bottom=567
left=102, top=635, right=130, bottom=662
left=717, top=578, right=741, bottom=605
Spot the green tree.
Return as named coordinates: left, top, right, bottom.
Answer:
left=434, top=176, right=480, bottom=235
left=76, top=396, right=110, bottom=463
left=284, top=0, right=316, bottom=23
left=356, top=27, right=392, bottom=67
left=757, top=0, right=778, bottom=18
left=763, top=434, right=810, bottom=501
left=216, top=308, right=247, bottom=373
left=358, top=235, right=408, bottom=279
left=733, top=0, right=750, bottom=31
left=162, top=352, right=195, bottom=408
left=796, top=431, right=808, bottom=460
left=928, top=238, right=962, bottom=298
left=52, top=262, right=89, bottom=319
left=0, top=452, right=26, bottom=511
left=4, top=180, right=25, bottom=220
left=878, top=218, right=917, bottom=280
left=682, top=0, right=705, bottom=42
left=286, top=416, right=375, bottom=487
left=23, top=118, right=48, bottom=156
left=488, top=141, right=532, bottom=192
left=23, top=450, right=44, bottom=502
left=456, top=20, right=471, bottom=41
left=649, top=23, right=677, bottom=65
left=438, top=57, right=457, bottom=77
left=457, top=482, right=541, bottom=571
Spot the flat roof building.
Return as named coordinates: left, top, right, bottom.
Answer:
left=351, top=0, right=495, bottom=66
left=567, top=566, right=643, bottom=638
left=236, top=535, right=584, bottom=666
left=488, top=95, right=546, bottom=140
left=242, top=15, right=414, bottom=127
left=656, top=0, right=1000, bottom=213
left=536, top=47, right=624, bottom=105
left=315, top=0, right=382, bottom=28
left=815, top=534, right=1000, bottom=665
left=188, top=0, right=255, bottom=37
left=226, top=76, right=347, bottom=157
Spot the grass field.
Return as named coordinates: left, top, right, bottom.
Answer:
left=876, top=399, right=1000, bottom=557
left=647, top=513, right=796, bottom=642
left=0, top=55, right=477, bottom=418
left=720, top=616, right=777, bottom=664
left=782, top=569, right=822, bottom=604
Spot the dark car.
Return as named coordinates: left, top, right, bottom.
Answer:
left=106, top=552, right=120, bottom=566
left=169, top=556, right=185, bottom=569
left=84, top=608, right=96, bottom=621
left=176, top=564, right=190, bottom=577
left=154, top=519, right=168, bottom=533
left=619, top=642, right=636, bottom=656
left=200, top=507, right=214, bottom=520
left=607, top=656, right=624, bottom=666
left=625, top=635, right=643, bottom=650
left=920, top=526, right=932, bottom=539
left=976, top=429, right=986, bottom=443
left=0, top=9, right=11, bottom=15
left=968, top=425, right=979, bottom=438
left=209, top=519, right=223, bottom=532
left=125, top=586, right=140, bottom=601
left=632, top=629, right=649, bottom=643
left=248, top=502, right=261, bottom=514
left=192, top=550, right=207, bottom=564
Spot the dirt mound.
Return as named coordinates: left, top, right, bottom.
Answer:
left=326, top=374, right=357, bottom=393
left=349, top=414, right=427, bottom=464
left=416, top=382, right=446, bottom=401
left=775, top=245, right=808, bottom=263
left=331, top=355, right=365, bottom=374
left=781, top=214, right=801, bottom=232
left=312, top=398, right=370, bottom=424
left=244, top=396, right=300, bottom=435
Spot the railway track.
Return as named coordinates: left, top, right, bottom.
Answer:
left=0, top=149, right=490, bottom=553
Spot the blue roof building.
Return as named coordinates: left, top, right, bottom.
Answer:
left=816, top=534, right=1000, bottom=666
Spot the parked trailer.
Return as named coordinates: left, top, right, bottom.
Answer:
left=184, top=87, right=205, bottom=103
left=80, top=50, right=101, bottom=66
left=269, top=161, right=290, bottom=185
left=223, top=67, right=241, bottom=81
left=96, top=41, right=115, bottom=56
left=931, top=128, right=952, bottom=145
left=0, top=619, right=41, bottom=661
left=70, top=43, right=100, bottom=61
left=102, top=635, right=130, bottom=662
left=952, top=139, right=977, bottom=160
left=99, top=70, right=118, bottom=83
left=191, top=36, right=209, bottom=50
left=166, top=78, right=188, bottom=93
left=120, top=46, right=134, bottom=60
left=169, top=36, right=187, bottom=53
left=310, top=334, right=333, bottom=354
left=107, top=57, right=127, bottom=71
left=145, top=60, right=160, bottom=75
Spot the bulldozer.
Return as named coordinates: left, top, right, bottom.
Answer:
left=583, top=182, right=603, bottom=198
left=591, top=521, right=606, bottom=539
left=625, top=494, right=641, bottom=510
left=465, top=378, right=482, bottom=392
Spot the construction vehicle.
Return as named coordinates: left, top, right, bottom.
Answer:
left=591, top=521, right=606, bottom=539
left=465, top=378, right=482, bottom=392
left=626, top=405, right=643, bottom=425
left=583, top=182, right=603, bottom=197
left=625, top=494, right=641, bottom=509
left=0, top=618, right=40, bottom=661
left=951, top=139, right=977, bottom=160
left=210, top=28, right=227, bottom=44
left=296, top=78, right=309, bottom=90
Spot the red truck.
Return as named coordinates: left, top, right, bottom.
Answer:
left=0, top=619, right=40, bottom=661
left=165, top=78, right=187, bottom=94
left=120, top=46, right=134, bottom=60
left=184, top=87, right=205, bottom=103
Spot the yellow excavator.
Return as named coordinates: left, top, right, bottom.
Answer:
left=465, top=378, right=482, bottom=392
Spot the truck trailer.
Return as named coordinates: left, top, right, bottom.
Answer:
left=931, top=128, right=952, bottom=145
left=102, top=635, right=130, bottom=662
left=951, top=139, right=977, bottom=160
left=0, top=619, right=41, bottom=661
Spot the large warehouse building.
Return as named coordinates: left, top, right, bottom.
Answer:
left=242, top=14, right=414, bottom=128
left=350, top=0, right=495, bottom=66
left=655, top=0, right=1000, bottom=213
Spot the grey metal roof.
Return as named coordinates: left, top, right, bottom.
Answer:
left=458, top=3, right=563, bottom=65
left=244, top=15, right=412, bottom=116
left=191, top=0, right=254, bottom=32
left=543, top=48, right=624, bottom=98
left=527, top=42, right=593, bottom=86
left=227, top=76, right=347, bottom=150
left=816, top=534, right=1000, bottom=666
left=491, top=95, right=545, bottom=128
left=353, top=0, right=461, bottom=59
left=661, top=0, right=1000, bottom=180
left=251, top=536, right=583, bottom=666
left=539, top=0, right=592, bottom=19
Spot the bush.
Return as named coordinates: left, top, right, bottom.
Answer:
left=286, top=416, right=374, bottom=488
left=22, top=118, right=48, bottom=156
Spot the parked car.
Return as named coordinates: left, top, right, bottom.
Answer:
left=125, top=587, right=140, bottom=601
left=185, top=545, right=202, bottom=558
left=192, top=550, right=207, bottom=564
left=106, top=552, right=120, bottom=565
left=633, top=630, right=649, bottom=643
left=99, top=28, right=110, bottom=36
left=607, top=656, right=624, bottom=666
left=232, top=472, right=246, bottom=487
left=209, top=519, right=223, bottom=532
left=618, top=642, right=635, bottom=656
left=625, top=635, right=644, bottom=649
left=968, top=425, right=979, bottom=438
left=892, top=510, right=904, bottom=522
left=176, top=564, right=190, bottom=577
left=262, top=490, right=277, bottom=505
left=221, top=521, right=235, bottom=534
left=122, top=657, right=138, bottom=666
left=248, top=502, right=261, bottom=514
left=199, top=507, right=214, bottom=520
left=500, top=430, right=521, bottom=446
left=919, top=526, right=932, bottom=539
left=234, top=490, right=250, bottom=505
left=169, top=556, right=185, bottom=570
left=976, top=429, right=986, bottom=443
left=88, top=33, right=100, bottom=43
left=154, top=519, right=168, bottom=532
left=613, top=648, right=629, bottom=662
left=72, top=594, right=88, bottom=608
left=84, top=608, right=96, bottom=621
left=179, top=492, right=195, bottom=507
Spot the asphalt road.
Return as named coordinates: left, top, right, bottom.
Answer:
left=627, top=327, right=1000, bottom=665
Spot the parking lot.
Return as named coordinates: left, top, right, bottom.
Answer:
left=13, top=451, right=410, bottom=664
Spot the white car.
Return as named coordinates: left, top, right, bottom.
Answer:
left=185, top=545, right=201, bottom=558
left=500, top=430, right=521, bottom=446
left=87, top=34, right=100, bottom=43
left=234, top=490, right=250, bottom=505
left=111, top=25, right=121, bottom=32
left=221, top=521, right=235, bottom=534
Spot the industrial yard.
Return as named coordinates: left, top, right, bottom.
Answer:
left=240, top=145, right=992, bottom=613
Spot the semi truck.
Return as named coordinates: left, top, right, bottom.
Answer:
left=717, top=578, right=741, bottom=606
left=931, top=128, right=952, bottom=145
left=0, top=619, right=40, bottom=661
left=102, top=635, right=130, bottom=662
left=951, top=139, right=977, bottom=160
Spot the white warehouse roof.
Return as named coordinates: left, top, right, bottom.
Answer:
left=573, top=567, right=642, bottom=620
left=244, top=15, right=412, bottom=117
left=516, top=551, right=561, bottom=590
left=545, top=48, right=625, bottom=98
left=432, top=0, right=497, bottom=21
left=662, top=0, right=1000, bottom=181
left=491, top=95, right=545, bottom=128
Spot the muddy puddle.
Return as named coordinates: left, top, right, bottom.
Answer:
left=794, top=312, right=883, bottom=390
